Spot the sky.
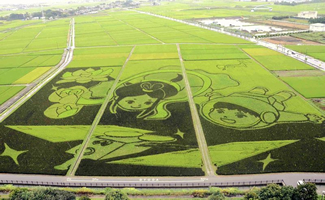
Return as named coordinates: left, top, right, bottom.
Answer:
left=0, top=0, right=68, bottom=5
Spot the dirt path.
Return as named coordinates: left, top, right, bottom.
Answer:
left=67, top=46, right=136, bottom=176
left=176, top=43, right=215, bottom=177
left=116, top=18, right=165, bottom=44
left=262, top=36, right=322, bottom=45
left=273, top=70, right=325, bottom=77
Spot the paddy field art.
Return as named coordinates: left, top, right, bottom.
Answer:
left=0, top=10, right=324, bottom=177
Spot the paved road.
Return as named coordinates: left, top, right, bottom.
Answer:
left=0, top=18, right=75, bottom=122
left=1, top=172, right=325, bottom=189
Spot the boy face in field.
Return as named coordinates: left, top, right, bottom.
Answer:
left=208, top=107, right=260, bottom=128
left=118, top=94, right=158, bottom=111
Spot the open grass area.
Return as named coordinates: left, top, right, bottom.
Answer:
left=281, top=76, right=325, bottom=98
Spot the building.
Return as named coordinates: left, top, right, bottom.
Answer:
left=298, top=11, right=318, bottom=19
left=310, top=23, right=325, bottom=32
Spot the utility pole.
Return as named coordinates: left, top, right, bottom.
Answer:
left=41, top=4, right=45, bottom=22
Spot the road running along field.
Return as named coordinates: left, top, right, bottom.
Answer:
left=0, top=11, right=324, bottom=176
left=0, top=19, right=71, bottom=103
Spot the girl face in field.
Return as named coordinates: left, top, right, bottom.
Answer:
left=118, top=94, right=158, bottom=111
left=208, top=107, right=260, bottom=128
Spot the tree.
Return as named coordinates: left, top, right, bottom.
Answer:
left=9, top=188, right=76, bottom=200
left=32, top=12, right=43, bottom=18
left=8, top=13, right=25, bottom=20
left=207, top=191, right=225, bottom=200
left=79, top=196, right=91, bottom=200
left=293, top=183, right=318, bottom=200
left=259, top=184, right=282, bottom=200
left=105, top=190, right=130, bottom=200
left=279, top=185, right=294, bottom=200
left=9, top=188, right=34, bottom=200
left=258, top=184, right=295, bottom=200
left=244, top=190, right=260, bottom=200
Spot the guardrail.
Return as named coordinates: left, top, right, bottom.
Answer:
left=0, top=179, right=285, bottom=188
left=304, top=179, right=325, bottom=185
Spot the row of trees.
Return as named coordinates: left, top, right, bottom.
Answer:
left=244, top=183, right=318, bottom=200
left=0, top=10, right=68, bottom=21
left=201, top=183, right=318, bottom=200
left=8, top=188, right=130, bottom=200
left=0, top=6, right=89, bottom=21
left=309, top=17, right=325, bottom=24
left=7, top=183, right=319, bottom=200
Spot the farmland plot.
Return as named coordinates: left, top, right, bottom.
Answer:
left=281, top=76, right=325, bottom=98
left=0, top=86, right=25, bottom=105
left=0, top=66, right=124, bottom=175
left=286, top=45, right=325, bottom=62
left=0, top=10, right=324, bottom=177
left=75, top=45, right=204, bottom=176
left=242, top=47, right=314, bottom=70
left=181, top=44, right=325, bottom=175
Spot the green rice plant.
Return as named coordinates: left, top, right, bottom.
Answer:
left=0, top=86, right=25, bottom=104
left=0, top=67, right=36, bottom=84
left=0, top=55, right=36, bottom=68
left=281, top=76, right=325, bottom=98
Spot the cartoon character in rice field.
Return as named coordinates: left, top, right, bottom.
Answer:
left=201, top=87, right=324, bottom=130
left=55, top=126, right=177, bottom=170
left=44, top=66, right=239, bottom=120
left=44, top=68, right=115, bottom=119
left=109, top=66, right=239, bottom=120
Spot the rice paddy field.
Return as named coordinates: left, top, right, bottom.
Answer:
left=0, top=19, right=69, bottom=105
left=285, top=45, right=325, bottom=62
left=137, top=0, right=325, bottom=20
left=0, top=10, right=324, bottom=177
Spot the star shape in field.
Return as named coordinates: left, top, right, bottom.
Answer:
left=174, top=129, right=185, bottom=139
left=258, top=153, right=278, bottom=171
left=0, top=143, right=28, bottom=165
left=51, top=85, right=59, bottom=91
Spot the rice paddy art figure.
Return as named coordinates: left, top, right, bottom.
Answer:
left=110, top=77, right=183, bottom=120
left=44, top=66, right=240, bottom=120
left=110, top=67, right=239, bottom=120
left=55, top=126, right=177, bottom=170
left=216, top=60, right=248, bottom=71
left=44, top=68, right=115, bottom=119
left=201, top=87, right=324, bottom=130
